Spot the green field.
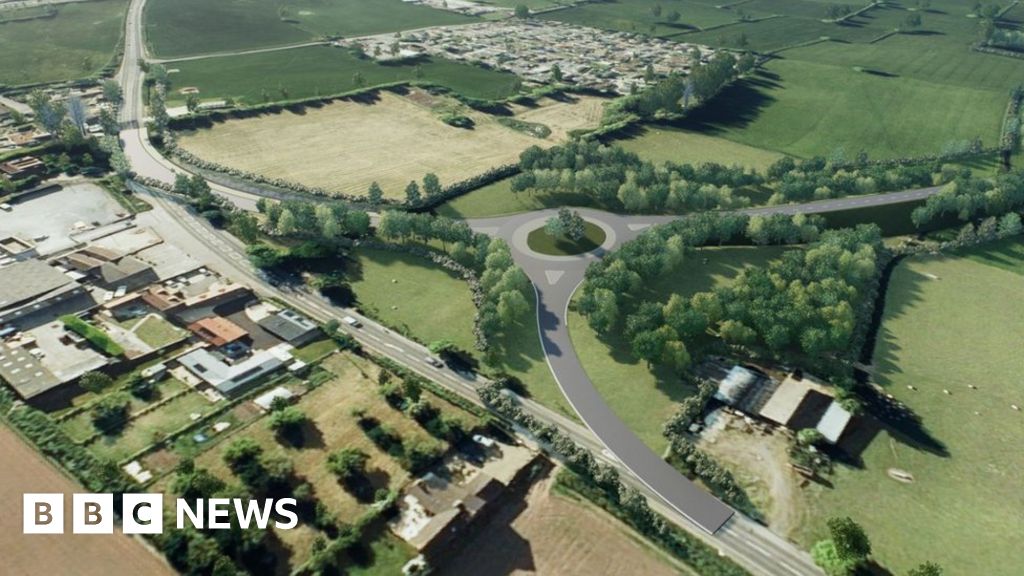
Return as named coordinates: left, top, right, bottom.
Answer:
left=164, top=46, right=520, bottom=105
left=438, top=179, right=596, bottom=219
left=615, top=125, right=785, bottom=170
left=800, top=238, right=1024, bottom=575
left=145, top=0, right=474, bottom=57
left=678, top=59, right=1008, bottom=160
left=543, top=0, right=763, bottom=37
left=0, top=0, right=127, bottom=86
left=617, top=0, right=1024, bottom=160
left=347, top=247, right=569, bottom=415
left=569, top=245, right=788, bottom=451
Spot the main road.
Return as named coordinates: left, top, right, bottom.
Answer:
left=114, top=0, right=944, bottom=572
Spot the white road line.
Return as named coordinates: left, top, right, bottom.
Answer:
left=779, top=561, right=802, bottom=576
left=745, top=541, right=773, bottom=557
left=385, top=343, right=404, bottom=352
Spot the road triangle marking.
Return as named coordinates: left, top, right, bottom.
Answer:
left=627, top=223, right=651, bottom=231
left=545, top=270, right=564, bottom=285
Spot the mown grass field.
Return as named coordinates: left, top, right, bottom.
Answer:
left=438, top=178, right=596, bottom=219
left=176, top=91, right=600, bottom=199
left=0, top=0, right=127, bottom=86
left=145, top=0, right=474, bottom=57
left=165, top=46, right=520, bottom=106
left=799, top=238, right=1024, bottom=575
left=615, top=125, right=785, bottom=170
left=569, top=245, right=789, bottom=451
left=347, top=247, right=570, bottom=416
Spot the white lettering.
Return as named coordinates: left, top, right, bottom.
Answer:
left=274, top=498, right=298, bottom=530
left=233, top=499, right=274, bottom=529
left=207, top=498, right=231, bottom=529
left=176, top=499, right=204, bottom=529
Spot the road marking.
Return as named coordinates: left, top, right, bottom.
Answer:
left=745, top=541, right=772, bottom=557
left=544, top=270, right=565, bottom=285
left=367, top=334, right=382, bottom=342
left=385, top=343, right=404, bottom=352
left=779, top=561, right=802, bottom=575
left=627, top=223, right=650, bottom=231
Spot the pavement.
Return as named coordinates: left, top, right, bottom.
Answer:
left=110, top=0, right=953, bottom=571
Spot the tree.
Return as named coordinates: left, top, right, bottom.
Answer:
left=326, top=448, right=369, bottom=482
left=901, top=13, right=922, bottom=31
left=352, top=71, right=366, bottom=88
left=91, top=393, right=131, bottom=434
left=404, top=181, right=421, bottom=205
left=998, top=212, right=1022, bottom=237
left=497, top=290, right=529, bottom=326
left=128, top=373, right=156, bottom=400
left=80, top=371, right=114, bottom=393
left=422, top=173, right=442, bottom=197
left=651, top=4, right=662, bottom=17
left=557, top=208, right=586, bottom=241
left=367, top=182, right=384, bottom=206
left=185, top=93, right=200, bottom=112
left=102, top=79, right=123, bottom=105
left=27, top=90, right=65, bottom=134
left=544, top=216, right=565, bottom=238
left=827, top=516, right=871, bottom=565
left=667, top=10, right=681, bottom=23
left=551, top=64, right=563, bottom=83
left=812, top=539, right=851, bottom=576
left=797, top=428, right=825, bottom=447
left=907, top=562, right=943, bottom=576
left=66, top=94, right=87, bottom=134
left=269, top=407, right=308, bottom=444
left=277, top=208, right=298, bottom=236
left=514, top=4, right=530, bottom=18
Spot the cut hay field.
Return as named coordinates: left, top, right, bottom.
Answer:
left=615, top=125, right=785, bottom=170
left=799, top=238, right=1024, bottom=575
left=570, top=245, right=790, bottom=452
left=145, top=0, right=474, bottom=58
left=543, top=0, right=763, bottom=36
left=176, top=91, right=604, bottom=199
left=164, top=46, right=521, bottom=106
left=0, top=424, right=174, bottom=576
left=0, top=0, right=127, bottom=86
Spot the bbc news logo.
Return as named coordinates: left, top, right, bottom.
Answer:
left=23, top=493, right=298, bottom=534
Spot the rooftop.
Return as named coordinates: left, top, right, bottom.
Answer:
left=0, top=260, right=73, bottom=312
left=178, top=344, right=292, bottom=396
left=188, top=316, right=249, bottom=347
left=257, top=309, right=319, bottom=343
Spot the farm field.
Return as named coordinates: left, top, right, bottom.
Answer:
left=569, top=245, right=789, bottom=452
left=347, top=247, right=568, bottom=414
left=163, top=46, right=520, bottom=106
left=615, top=125, right=785, bottom=170
left=662, top=0, right=1024, bottom=159
left=0, top=425, right=174, bottom=576
left=437, top=178, right=596, bottom=219
left=144, top=0, right=474, bottom=57
left=439, top=471, right=682, bottom=576
left=678, top=59, right=1008, bottom=160
left=0, top=0, right=127, bottom=86
left=176, top=91, right=602, bottom=199
left=542, top=0, right=764, bottom=37
left=798, top=238, right=1024, bottom=575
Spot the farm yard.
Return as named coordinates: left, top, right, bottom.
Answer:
left=797, top=238, right=1024, bottom=575
left=0, top=425, right=174, bottom=576
left=438, top=471, right=682, bottom=576
left=162, top=46, right=521, bottom=106
left=175, top=91, right=604, bottom=199
left=569, top=245, right=790, bottom=452
left=0, top=0, right=128, bottom=86
left=144, top=0, right=474, bottom=58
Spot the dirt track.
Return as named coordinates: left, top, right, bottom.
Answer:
left=0, top=424, right=174, bottom=576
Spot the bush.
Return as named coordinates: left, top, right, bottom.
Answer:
left=60, top=315, right=124, bottom=357
left=91, top=393, right=131, bottom=435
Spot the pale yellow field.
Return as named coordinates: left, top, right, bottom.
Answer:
left=176, top=91, right=606, bottom=199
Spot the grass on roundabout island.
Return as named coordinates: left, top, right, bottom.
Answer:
left=526, top=221, right=606, bottom=256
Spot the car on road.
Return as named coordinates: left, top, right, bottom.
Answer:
left=424, top=356, right=443, bottom=368
left=342, top=315, right=362, bottom=328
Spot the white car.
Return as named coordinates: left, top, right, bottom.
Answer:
left=342, top=315, right=362, bottom=328
left=424, top=356, right=443, bottom=368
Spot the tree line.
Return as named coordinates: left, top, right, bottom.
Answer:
left=506, top=139, right=960, bottom=215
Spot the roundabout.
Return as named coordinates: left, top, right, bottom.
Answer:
left=526, top=220, right=607, bottom=256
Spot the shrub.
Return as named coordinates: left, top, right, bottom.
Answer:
left=61, top=315, right=124, bottom=357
